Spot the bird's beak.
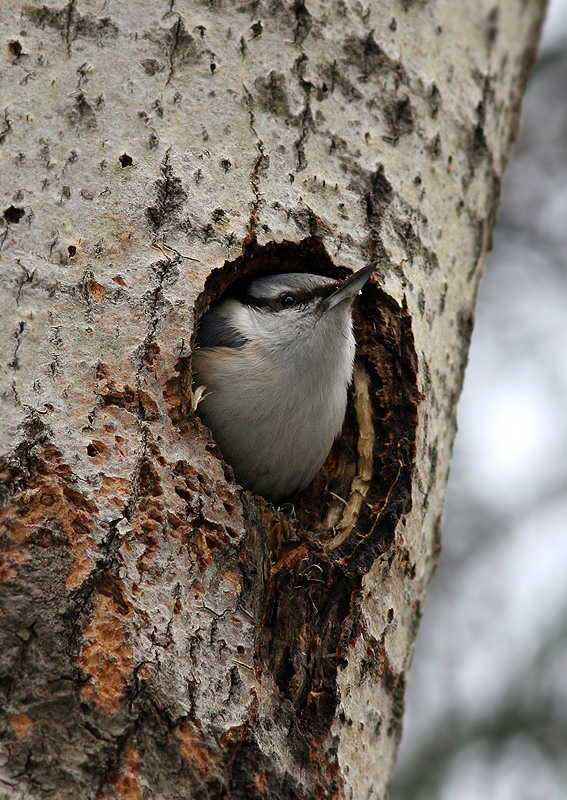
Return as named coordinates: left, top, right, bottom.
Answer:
left=320, top=264, right=375, bottom=311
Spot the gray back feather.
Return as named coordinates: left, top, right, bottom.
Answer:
left=195, top=307, right=248, bottom=349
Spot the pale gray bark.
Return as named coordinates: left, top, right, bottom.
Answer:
left=0, top=1, right=545, bottom=799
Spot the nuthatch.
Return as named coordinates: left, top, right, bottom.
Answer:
left=192, top=265, right=374, bottom=502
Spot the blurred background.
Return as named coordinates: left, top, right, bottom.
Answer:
left=390, top=3, right=567, bottom=798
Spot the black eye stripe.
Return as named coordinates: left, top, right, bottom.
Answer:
left=240, top=284, right=336, bottom=310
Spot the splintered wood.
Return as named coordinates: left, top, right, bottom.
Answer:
left=324, top=363, right=375, bottom=550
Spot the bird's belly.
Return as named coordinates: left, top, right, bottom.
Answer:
left=225, top=402, right=343, bottom=501
left=194, top=352, right=348, bottom=501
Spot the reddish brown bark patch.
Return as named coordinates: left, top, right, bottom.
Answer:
left=79, top=589, right=133, bottom=712
left=175, top=721, right=217, bottom=777
left=98, top=746, right=141, bottom=800
left=10, top=712, right=35, bottom=740
left=0, top=417, right=98, bottom=587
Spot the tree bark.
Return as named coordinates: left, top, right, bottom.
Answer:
left=0, top=1, right=545, bottom=798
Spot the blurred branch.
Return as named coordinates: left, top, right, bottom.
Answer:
left=391, top=694, right=567, bottom=800
left=391, top=606, right=567, bottom=799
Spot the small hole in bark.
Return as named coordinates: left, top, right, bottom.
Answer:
left=4, top=205, right=25, bottom=223
left=210, top=62, right=216, bottom=73
left=67, top=244, right=77, bottom=258
left=119, top=153, right=133, bottom=167
left=86, top=440, right=107, bottom=457
left=8, top=40, right=23, bottom=57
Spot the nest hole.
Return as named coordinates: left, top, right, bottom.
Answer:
left=167, top=237, right=418, bottom=568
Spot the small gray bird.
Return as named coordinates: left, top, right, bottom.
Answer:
left=192, top=265, right=374, bottom=502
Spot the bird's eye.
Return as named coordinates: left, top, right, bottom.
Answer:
left=280, top=294, right=295, bottom=308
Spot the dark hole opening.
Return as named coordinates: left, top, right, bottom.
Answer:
left=119, top=153, right=133, bottom=168
left=67, top=245, right=77, bottom=258
left=4, top=205, right=25, bottom=224
left=8, top=40, right=22, bottom=57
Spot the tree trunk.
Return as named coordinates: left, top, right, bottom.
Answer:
left=0, top=1, right=545, bottom=798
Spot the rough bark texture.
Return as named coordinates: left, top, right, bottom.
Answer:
left=0, top=1, right=545, bottom=798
